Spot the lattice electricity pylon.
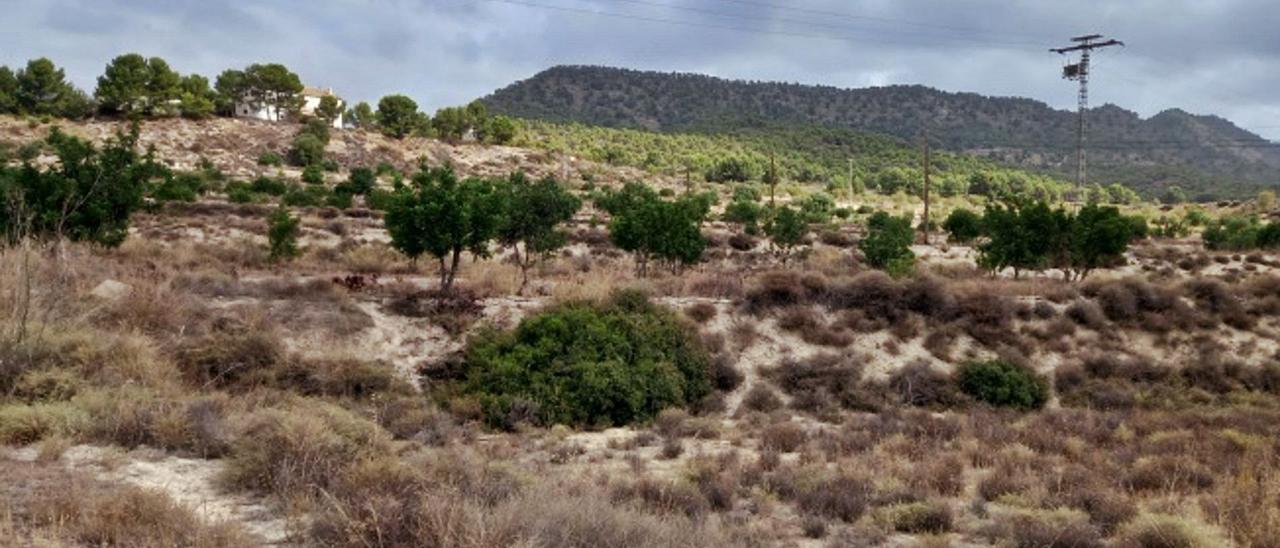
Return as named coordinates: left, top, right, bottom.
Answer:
left=1052, top=34, right=1124, bottom=189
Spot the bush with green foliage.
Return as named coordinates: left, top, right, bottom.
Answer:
left=978, top=202, right=1140, bottom=280
left=457, top=290, right=711, bottom=429
left=282, top=184, right=328, bottom=207
left=860, top=211, right=915, bottom=277
left=956, top=359, right=1048, bottom=410
left=151, top=172, right=206, bottom=203
left=1202, top=215, right=1280, bottom=251
left=301, top=164, right=325, bottom=185
left=384, top=167, right=504, bottom=290
left=257, top=151, right=283, bottom=167
left=0, top=125, right=153, bottom=246
left=250, top=176, right=288, bottom=196
left=345, top=167, right=376, bottom=195
left=765, top=206, right=807, bottom=264
left=799, top=193, right=835, bottom=223
left=942, top=208, right=983, bottom=243
left=722, top=195, right=763, bottom=234
left=267, top=206, right=300, bottom=261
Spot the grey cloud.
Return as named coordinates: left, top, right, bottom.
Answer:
left=1, top=0, right=1277, bottom=138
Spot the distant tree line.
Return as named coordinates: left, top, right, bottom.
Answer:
left=0, top=54, right=518, bottom=144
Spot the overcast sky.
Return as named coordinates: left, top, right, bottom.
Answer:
left=3, top=0, right=1279, bottom=139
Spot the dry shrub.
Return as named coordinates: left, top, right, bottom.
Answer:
left=978, top=464, right=1035, bottom=501
left=740, top=383, right=783, bottom=413
left=760, top=421, right=808, bottom=452
left=1123, top=456, right=1214, bottom=493
left=990, top=509, right=1103, bottom=548
left=777, top=305, right=822, bottom=332
left=1115, top=514, right=1228, bottom=548
left=728, top=319, right=759, bottom=349
left=223, top=399, right=393, bottom=501
left=954, top=290, right=1021, bottom=347
left=744, top=271, right=827, bottom=313
left=611, top=477, right=709, bottom=519
left=888, top=361, right=962, bottom=408
left=1183, top=278, right=1253, bottom=330
left=174, top=328, right=282, bottom=389
left=728, top=232, right=758, bottom=251
left=1083, top=354, right=1170, bottom=384
left=4, top=463, right=253, bottom=547
left=1083, top=278, right=1193, bottom=331
left=707, top=353, right=744, bottom=392
left=374, top=396, right=460, bottom=444
left=881, top=501, right=953, bottom=534
left=909, top=454, right=965, bottom=496
left=684, top=302, right=717, bottom=323
left=768, top=353, right=871, bottom=413
left=796, top=474, right=873, bottom=522
left=1066, top=299, right=1108, bottom=330
left=384, top=287, right=483, bottom=335
left=828, top=271, right=904, bottom=319
left=274, top=355, right=407, bottom=398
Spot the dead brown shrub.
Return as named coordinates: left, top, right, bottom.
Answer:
left=760, top=421, right=808, bottom=452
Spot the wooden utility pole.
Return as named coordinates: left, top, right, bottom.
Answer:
left=847, top=157, right=854, bottom=199
left=768, top=151, right=778, bottom=210
left=920, top=128, right=931, bottom=244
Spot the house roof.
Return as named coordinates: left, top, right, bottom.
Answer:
left=301, top=86, right=338, bottom=98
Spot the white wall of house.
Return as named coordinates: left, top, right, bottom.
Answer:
left=234, top=87, right=344, bottom=128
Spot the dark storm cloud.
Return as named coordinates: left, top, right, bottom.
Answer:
left=2, top=0, right=1278, bottom=138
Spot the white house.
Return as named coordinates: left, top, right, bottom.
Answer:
left=234, top=86, right=344, bottom=128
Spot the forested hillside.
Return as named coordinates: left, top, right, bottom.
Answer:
left=485, top=65, right=1280, bottom=200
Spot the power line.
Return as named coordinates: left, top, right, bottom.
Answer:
left=477, top=0, right=1045, bottom=50
left=706, top=0, right=1047, bottom=40
left=600, top=0, right=1048, bottom=48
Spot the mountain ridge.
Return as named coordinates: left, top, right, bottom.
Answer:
left=483, top=65, right=1280, bottom=200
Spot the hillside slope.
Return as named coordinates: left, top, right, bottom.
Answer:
left=484, top=65, right=1280, bottom=200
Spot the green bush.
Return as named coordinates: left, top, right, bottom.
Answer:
left=268, top=206, right=300, bottom=261
left=346, top=167, right=376, bottom=195
left=250, top=176, right=288, bottom=196
left=282, top=184, right=328, bottom=207
left=956, top=359, right=1048, bottom=410
left=257, top=151, right=283, bottom=167
left=860, top=211, right=915, bottom=276
left=457, top=290, right=711, bottom=429
left=942, top=208, right=983, bottom=243
left=302, top=164, right=325, bottom=184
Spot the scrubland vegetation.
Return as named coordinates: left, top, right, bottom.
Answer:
left=3, top=89, right=1280, bottom=547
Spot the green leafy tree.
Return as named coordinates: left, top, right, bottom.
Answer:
left=0, top=125, right=154, bottom=246
left=15, top=58, right=92, bottom=118
left=860, top=211, right=915, bottom=277
left=214, top=63, right=303, bottom=121
left=349, top=101, right=374, bottom=129
left=267, top=206, right=301, bottom=260
left=383, top=167, right=504, bottom=291
left=0, top=66, right=16, bottom=113
left=315, top=95, right=342, bottom=125
left=432, top=106, right=470, bottom=142
left=705, top=157, right=753, bottom=183
left=376, top=94, right=421, bottom=139
left=976, top=203, right=1066, bottom=279
left=1066, top=204, right=1134, bottom=280
left=177, top=74, right=215, bottom=119
left=497, top=172, right=582, bottom=293
left=765, top=206, right=807, bottom=265
left=942, top=208, right=983, bottom=244
left=608, top=187, right=707, bottom=275
left=485, top=115, right=518, bottom=144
